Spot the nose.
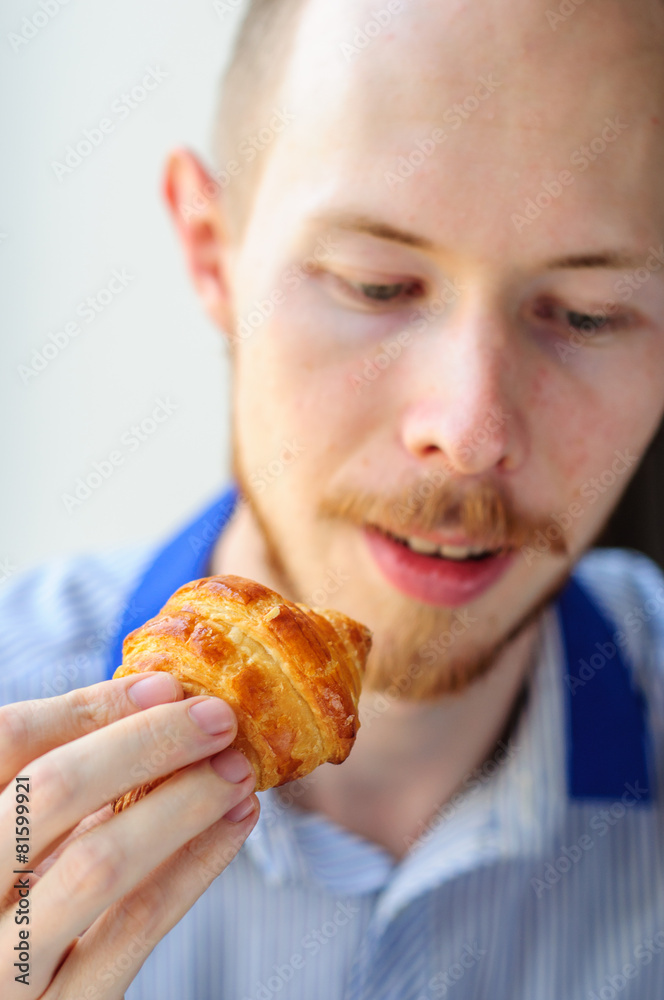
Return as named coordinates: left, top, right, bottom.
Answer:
left=399, top=307, right=528, bottom=477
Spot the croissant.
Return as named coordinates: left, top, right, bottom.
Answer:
left=112, top=574, right=371, bottom=809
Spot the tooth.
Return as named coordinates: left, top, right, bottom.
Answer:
left=439, top=544, right=472, bottom=560
left=406, top=536, right=440, bottom=555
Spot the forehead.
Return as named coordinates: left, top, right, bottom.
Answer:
left=241, top=0, right=664, bottom=261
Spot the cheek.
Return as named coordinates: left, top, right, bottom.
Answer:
left=237, top=299, right=394, bottom=462
left=529, top=348, right=664, bottom=504
left=233, top=336, right=359, bottom=489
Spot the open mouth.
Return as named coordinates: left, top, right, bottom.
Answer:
left=380, top=528, right=506, bottom=562
left=364, top=525, right=515, bottom=607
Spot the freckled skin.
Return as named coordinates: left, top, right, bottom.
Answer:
left=169, top=0, right=664, bottom=692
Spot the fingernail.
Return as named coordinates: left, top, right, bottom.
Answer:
left=224, top=796, right=257, bottom=823
left=128, top=674, right=178, bottom=709
left=189, top=698, right=235, bottom=735
left=211, top=750, right=253, bottom=782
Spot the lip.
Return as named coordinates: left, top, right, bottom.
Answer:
left=364, top=526, right=515, bottom=607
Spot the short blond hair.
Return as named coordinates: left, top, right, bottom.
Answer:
left=215, top=0, right=308, bottom=239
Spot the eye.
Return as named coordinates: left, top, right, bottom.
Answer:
left=530, top=297, right=634, bottom=337
left=565, top=310, right=612, bottom=332
left=330, top=275, right=426, bottom=309
left=355, top=281, right=419, bottom=302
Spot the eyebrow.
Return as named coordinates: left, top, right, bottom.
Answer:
left=545, top=251, right=647, bottom=270
left=308, top=211, right=652, bottom=271
left=307, top=212, right=436, bottom=251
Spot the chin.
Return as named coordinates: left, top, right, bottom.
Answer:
left=349, top=560, right=571, bottom=703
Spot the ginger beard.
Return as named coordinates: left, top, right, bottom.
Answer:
left=232, top=435, right=575, bottom=701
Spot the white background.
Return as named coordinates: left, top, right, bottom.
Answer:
left=0, top=0, right=244, bottom=576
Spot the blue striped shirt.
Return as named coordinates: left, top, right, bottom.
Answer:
left=1, top=486, right=663, bottom=1000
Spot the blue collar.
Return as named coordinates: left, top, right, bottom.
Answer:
left=557, top=579, right=652, bottom=801
left=107, top=485, right=240, bottom=674
left=107, top=486, right=652, bottom=803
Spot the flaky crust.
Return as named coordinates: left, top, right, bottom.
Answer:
left=112, top=575, right=371, bottom=808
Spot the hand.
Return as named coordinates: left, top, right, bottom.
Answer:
left=0, top=673, right=259, bottom=999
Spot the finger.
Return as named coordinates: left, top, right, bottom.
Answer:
left=0, top=805, right=115, bottom=919
left=0, top=695, right=240, bottom=897
left=32, top=804, right=115, bottom=880
left=0, top=672, right=184, bottom=789
left=47, top=797, right=260, bottom=1000
left=0, top=750, right=256, bottom=1000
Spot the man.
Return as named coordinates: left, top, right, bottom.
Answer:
left=1, top=0, right=663, bottom=996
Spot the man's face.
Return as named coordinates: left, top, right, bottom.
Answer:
left=216, top=0, right=664, bottom=697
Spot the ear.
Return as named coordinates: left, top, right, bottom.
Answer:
left=162, top=148, right=235, bottom=333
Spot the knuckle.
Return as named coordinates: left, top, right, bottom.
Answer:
left=137, top=710, right=174, bottom=750
left=30, top=755, right=76, bottom=819
left=130, top=713, right=188, bottom=777
left=185, top=823, right=244, bottom=876
left=65, top=683, right=125, bottom=734
left=60, top=833, right=125, bottom=900
left=163, top=767, right=224, bottom=829
left=114, top=877, right=166, bottom=945
left=167, top=772, right=211, bottom=823
left=0, top=702, right=30, bottom=770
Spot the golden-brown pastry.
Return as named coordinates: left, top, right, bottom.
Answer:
left=112, top=574, right=371, bottom=809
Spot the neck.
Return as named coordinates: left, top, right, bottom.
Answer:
left=212, top=500, right=540, bottom=859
